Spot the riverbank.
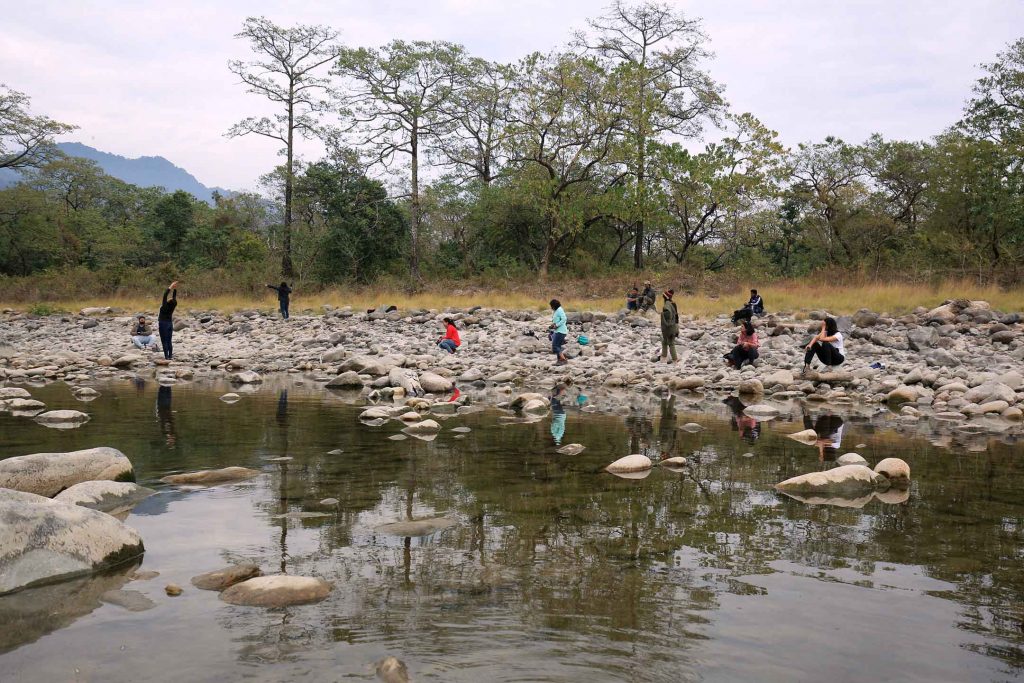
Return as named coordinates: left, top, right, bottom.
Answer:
left=3, top=298, right=1024, bottom=429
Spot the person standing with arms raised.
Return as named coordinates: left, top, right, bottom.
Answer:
left=158, top=281, right=178, bottom=361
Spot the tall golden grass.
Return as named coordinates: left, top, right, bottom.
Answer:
left=4, top=278, right=1020, bottom=317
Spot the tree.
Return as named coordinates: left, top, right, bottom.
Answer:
left=0, top=84, right=76, bottom=170
left=505, top=52, right=624, bottom=277
left=961, top=37, right=1024, bottom=155
left=789, top=137, right=865, bottom=262
left=577, top=0, right=724, bottom=269
left=227, top=17, right=341, bottom=278
left=436, top=58, right=515, bottom=185
left=334, top=40, right=465, bottom=280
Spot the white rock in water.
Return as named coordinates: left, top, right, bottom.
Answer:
left=744, top=404, right=780, bottom=418
left=161, top=467, right=260, bottom=485
left=219, top=575, right=332, bottom=607
left=34, top=410, right=90, bottom=428
left=0, top=387, right=32, bottom=399
left=376, top=517, right=455, bottom=537
left=326, top=371, right=364, bottom=389
left=836, top=453, right=868, bottom=466
left=0, top=489, right=144, bottom=595
left=403, top=419, right=441, bottom=434
left=557, top=443, right=586, bottom=455
left=0, top=447, right=134, bottom=497
left=510, top=393, right=550, bottom=410
left=399, top=411, right=421, bottom=422
left=3, top=398, right=46, bottom=412
left=605, top=454, right=653, bottom=473
left=660, top=456, right=688, bottom=468
left=873, top=458, right=911, bottom=487
left=73, top=387, right=100, bottom=398
left=775, top=464, right=886, bottom=496
left=680, top=422, right=704, bottom=433
left=786, top=429, right=819, bottom=443
left=360, top=407, right=392, bottom=420
left=230, top=371, right=262, bottom=384
left=54, top=481, right=155, bottom=514
left=376, top=656, right=410, bottom=683
left=419, top=371, right=453, bottom=393
left=220, top=393, right=241, bottom=403
left=191, top=564, right=262, bottom=591
left=521, top=398, right=549, bottom=413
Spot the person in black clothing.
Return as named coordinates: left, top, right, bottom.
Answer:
left=158, top=281, right=178, bottom=360
left=267, top=281, right=292, bottom=319
left=732, top=289, right=764, bottom=323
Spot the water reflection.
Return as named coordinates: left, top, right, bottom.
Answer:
left=156, top=384, right=176, bottom=448
left=802, top=411, right=845, bottom=461
left=724, top=396, right=761, bottom=444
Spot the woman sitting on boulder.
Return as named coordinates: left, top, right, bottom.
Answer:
left=437, top=317, right=461, bottom=354
left=724, top=320, right=759, bottom=368
left=802, top=316, right=845, bottom=376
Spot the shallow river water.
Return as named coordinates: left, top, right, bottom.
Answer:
left=1, top=378, right=1023, bottom=682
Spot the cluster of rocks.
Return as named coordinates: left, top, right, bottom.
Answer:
left=774, top=455, right=912, bottom=508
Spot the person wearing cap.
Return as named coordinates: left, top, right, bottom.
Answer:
left=659, top=289, right=679, bottom=363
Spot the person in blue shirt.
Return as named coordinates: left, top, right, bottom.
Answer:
left=549, top=298, right=569, bottom=366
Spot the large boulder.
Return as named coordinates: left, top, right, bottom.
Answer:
left=419, top=371, right=453, bottom=394
left=775, top=464, right=887, bottom=497
left=0, top=447, right=134, bottom=497
left=0, top=489, right=144, bottom=594
left=321, top=347, right=346, bottom=363
left=873, top=458, right=911, bottom=487
left=388, top=368, right=423, bottom=396
left=219, top=575, right=332, bottom=607
left=964, top=381, right=1016, bottom=405
left=852, top=309, right=879, bottom=328
left=340, top=356, right=390, bottom=376
left=907, top=327, right=937, bottom=351
left=53, top=481, right=155, bottom=514
left=160, top=467, right=260, bottom=486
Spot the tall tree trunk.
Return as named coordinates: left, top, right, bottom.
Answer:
left=282, top=92, right=295, bottom=278
left=633, top=109, right=646, bottom=270
left=410, top=125, right=420, bottom=280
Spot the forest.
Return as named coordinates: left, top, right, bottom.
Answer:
left=0, top=2, right=1022, bottom=300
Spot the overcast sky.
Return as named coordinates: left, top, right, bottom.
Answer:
left=3, top=1, right=1022, bottom=191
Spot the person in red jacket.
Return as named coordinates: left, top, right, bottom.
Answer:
left=437, top=317, right=461, bottom=353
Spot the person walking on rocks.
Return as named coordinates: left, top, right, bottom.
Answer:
left=158, top=281, right=178, bottom=360
left=659, top=289, right=679, bottom=363
left=267, top=281, right=292, bottom=319
left=549, top=299, right=569, bottom=366
left=802, top=316, right=845, bottom=376
left=724, top=320, right=760, bottom=368
left=437, top=317, right=461, bottom=354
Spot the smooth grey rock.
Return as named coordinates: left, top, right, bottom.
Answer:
left=376, top=656, right=410, bottom=683
left=0, top=489, right=145, bottom=595
left=160, top=467, right=260, bottom=485
left=101, top=589, right=155, bottom=612
left=557, top=443, right=586, bottom=455
left=0, top=447, right=134, bottom=497
left=873, top=458, right=911, bottom=487
left=775, top=464, right=887, bottom=496
left=836, top=453, right=868, bottom=466
left=219, top=575, right=332, bottom=607
left=33, top=410, right=90, bottom=428
left=375, top=517, right=455, bottom=537
left=229, top=371, right=262, bottom=384
left=419, top=371, right=453, bottom=393
left=605, top=454, right=653, bottom=473
left=326, top=371, right=364, bottom=389
left=53, top=481, right=155, bottom=514
left=191, top=564, right=262, bottom=591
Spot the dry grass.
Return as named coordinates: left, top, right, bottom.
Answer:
left=3, top=279, right=1021, bottom=318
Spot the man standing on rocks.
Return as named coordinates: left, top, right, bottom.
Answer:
left=267, top=281, right=292, bottom=319
left=549, top=299, right=569, bottom=366
left=158, top=281, right=178, bottom=361
left=659, top=289, right=679, bottom=364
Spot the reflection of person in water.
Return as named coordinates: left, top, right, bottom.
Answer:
left=156, top=384, right=176, bottom=447
left=804, top=413, right=844, bottom=461
left=657, top=395, right=678, bottom=459
left=550, top=398, right=566, bottom=445
left=626, top=413, right=655, bottom=456
left=723, top=396, right=761, bottom=444
left=276, top=389, right=288, bottom=427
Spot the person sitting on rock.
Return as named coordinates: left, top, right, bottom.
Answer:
left=639, top=282, right=657, bottom=313
left=732, top=289, right=764, bottom=323
left=724, top=320, right=760, bottom=368
left=626, top=286, right=640, bottom=312
left=437, top=317, right=461, bottom=354
left=802, top=316, right=845, bottom=377
left=130, top=316, right=157, bottom=350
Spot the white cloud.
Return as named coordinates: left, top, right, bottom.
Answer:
left=3, top=0, right=1021, bottom=190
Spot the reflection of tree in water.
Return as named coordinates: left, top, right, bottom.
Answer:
left=198, top=390, right=1024, bottom=674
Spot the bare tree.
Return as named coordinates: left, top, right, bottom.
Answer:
left=577, top=0, right=724, bottom=270
left=0, top=85, right=76, bottom=170
left=227, top=17, right=341, bottom=278
left=334, top=40, right=465, bottom=280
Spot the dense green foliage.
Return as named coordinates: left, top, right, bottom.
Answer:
left=1, top=4, right=1022, bottom=290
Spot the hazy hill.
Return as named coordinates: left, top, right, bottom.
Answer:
left=0, top=142, right=231, bottom=203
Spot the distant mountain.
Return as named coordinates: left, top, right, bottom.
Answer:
left=0, top=142, right=232, bottom=203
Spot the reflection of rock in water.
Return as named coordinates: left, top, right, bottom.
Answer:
left=0, top=561, right=139, bottom=654
left=778, top=488, right=911, bottom=508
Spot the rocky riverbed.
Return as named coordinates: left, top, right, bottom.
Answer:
left=3, top=298, right=1024, bottom=423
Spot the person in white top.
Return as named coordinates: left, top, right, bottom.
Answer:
left=802, top=317, right=845, bottom=376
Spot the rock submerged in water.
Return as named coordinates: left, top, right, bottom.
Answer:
left=873, top=458, right=911, bottom=487
left=219, top=575, right=332, bottom=607
left=557, top=443, right=585, bottom=455
left=402, top=419, right=441, bottom=435
left=775, top=464, right=886, bottom=497
left=836, top=453, right=868, bottom=466
left=375, top=516, right=455, bottom=537
left=786, top=429, right=819, bottom=444
left=605, top=454, right=653, bottom=474
left=191, top=564, right=262, bottom=591
left=101, top=589, right=156, bottom=612
left=0, top=447, right=134, bottom=497
left=0, top=489, right=145, bottom=595
left=160, top=467, right=260, bottom=486
left=376, top=656, right=410, bottom=683
left=326, top=371, right=364, bottom=389
left=53, top=481, right=155, bottom=514
left=229, top=371, right=262, bottom=384
left=660, top=456, right=688, bottom=469
left=33, top=410, right=90, bottom=428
